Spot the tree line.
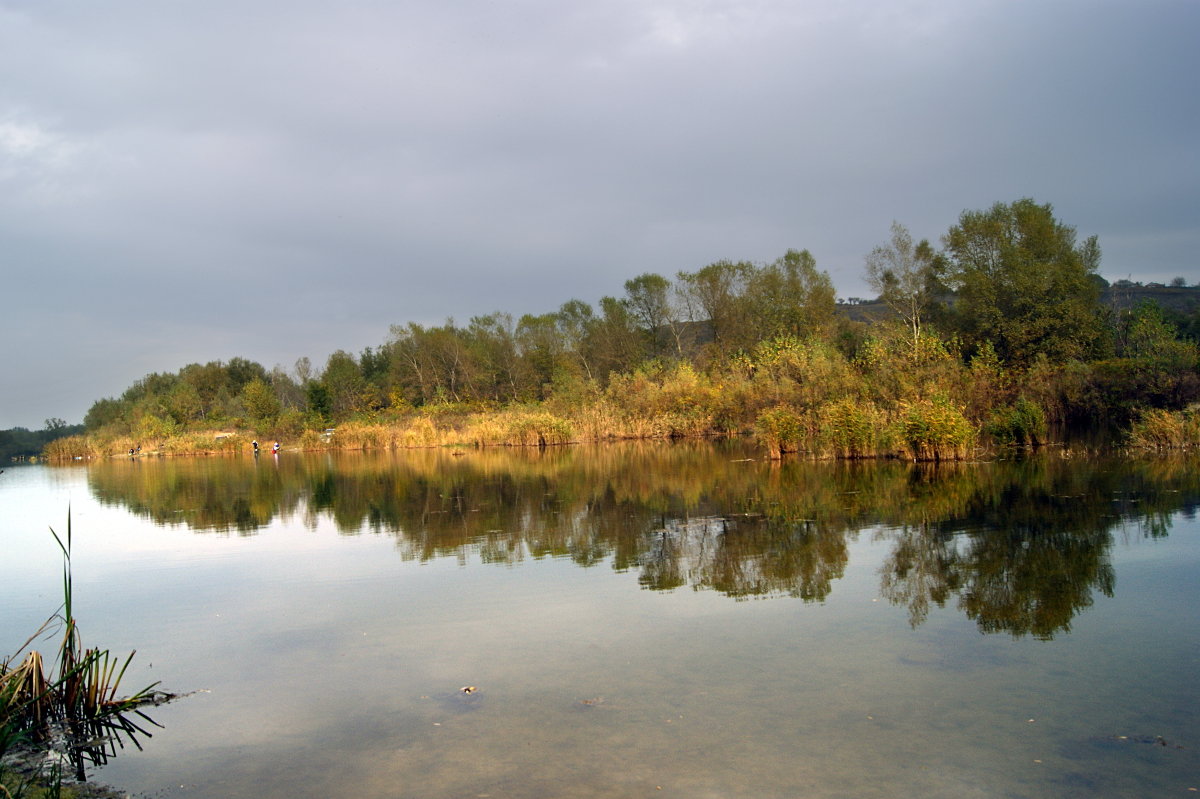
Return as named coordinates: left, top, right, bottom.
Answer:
left=68, top=198, right=1200, bottom=455
left=1, top=419, right=84, bottom=461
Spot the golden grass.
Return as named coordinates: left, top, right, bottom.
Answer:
left=1127, top=407, right=1200, bottom=450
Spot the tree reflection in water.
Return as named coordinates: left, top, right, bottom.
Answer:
left=84, top=443, right=1200, bottom=639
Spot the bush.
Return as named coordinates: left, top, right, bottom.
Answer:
left=503, top=411, right=574, bottom=446
left=755, top=406, right=806, bottom=459
left=818, top=398, right=891, bottom=458
left=271, top=407, right=307, bottom=439
left=895, top=397, right=976, bottom=461
left=986, top=396, right=1048, bottom=447
left=604, top=362, right=729, bottom=439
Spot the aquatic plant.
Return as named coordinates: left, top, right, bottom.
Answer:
left=0, top=512, right=165, bottom=787
left=895, top=397, right=976, bottom=461
left=1126, top=406, right=1200, bottom=450
left=986, top=396, right=1048, bottom=447
left=755, top=406, right=806, bottom=459
left=40, top=435, right=97, bottom=462
left=816, top=398, right=892, bottom=459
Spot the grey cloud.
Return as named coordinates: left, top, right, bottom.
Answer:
left=2, top=0, right=1198, bottom=427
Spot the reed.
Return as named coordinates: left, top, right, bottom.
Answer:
left=1, top=511, right=163, bottom=785
left=986, top=397, right=1048, bottom=447
left=895, top=397, right=976, bottom=461
left=503, top=411, right=574, bottom=446
left=817, top=398, right=892, bottom=459
left=43, top=434, right=139, bottom=461
left=297, top=428, right=329, bottom=449
left=41, top=435, right=97, bottom=461
left=463, top=414, right=508, bottom=446
left=327, top=422, right=393, bottom=450
left=160, top=431, right=246, bottom=455
left=1126, top=407, right=1200, bottom=450
left=401, top=416, right=443, bottom=448
left=755, top=406, right=806, bottom=459
left=563, top=402, right=623, bottom=442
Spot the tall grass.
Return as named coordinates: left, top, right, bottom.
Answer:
left=986, top=397, right=1048, bottom=448
left=1, top=512, right=165, bottom=786
left=819, top=398, right=893, bottom=459
left=896, top=397, right=976, bottom=461
left=1127, top=407, right=1200, bottom=450
left=41, top=435, right=96, bottom=461
left=755, top=406, right=806, bottom=460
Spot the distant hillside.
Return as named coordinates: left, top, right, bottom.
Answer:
left=835, top=299, right=891, bottom=323
left=836, top=283, right=1200, bottom=323
left=1101, top=283, right=1200, bottom=313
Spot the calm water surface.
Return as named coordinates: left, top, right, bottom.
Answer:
left=1, top=442, right=1197, bottom=798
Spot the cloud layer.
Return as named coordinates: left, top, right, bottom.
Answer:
left=3, top=0, right=1198, bottom=427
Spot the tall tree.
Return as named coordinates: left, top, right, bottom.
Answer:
left=321, top=350, right=369, bottom=417
left=864, top=222, right=939, bottom=353
left=746, top=249, right=837, bottom=342
left=623, top=272, right=687, bottom=357
left=555, top=299, right=597, bottom=382
left=588, top=296, right=645, bottom=379
left=516, top=312, right=567, bottom=398
left=466, top=312, right=521, bottom=402
left=240, top=377, right=281, bottom=427
left=941, top=199, right=1104, bottom=364
left=677, top=260, right=754, bottom=359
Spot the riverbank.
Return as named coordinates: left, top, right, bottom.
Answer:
left=40, top=399, right=1200, bottom=464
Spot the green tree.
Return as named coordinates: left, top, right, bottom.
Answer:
left=225, top=357, right=268, bottom=395
left=84, top=397, right=126, bottom=431
left=555, top=299, right=597, bottom=381
left=465, top=312, right=521, bottom=402
left=587, top=296, right=645, bottom=379
left=623, top=272, right=690, bottom=357
left=269, top=365, right=305, bottom=409
left=240, top=377, right=281, bottom=428
left=321, top=350, right=369, bottom=418
left=745, top=249, right=837, bottom=342
left=165, top=381, right=204, bottom=425
left=516, top=312, right=568, bottom=399
left=179, top=362, right=229, bottom=419
left=864, top=222, right=939, bottom=354
left=305, top=382, right=333, bottom=423
left=677, top=260, right=754, bottom=360
left=940, top=199, right=1105, bottom=364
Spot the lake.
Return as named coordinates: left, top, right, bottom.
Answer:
left=2, top=441, right=1197, bottom=798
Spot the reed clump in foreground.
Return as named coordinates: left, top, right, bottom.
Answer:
left=1, top=513, right=169, bottom=794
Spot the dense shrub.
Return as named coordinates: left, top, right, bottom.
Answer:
left=896, top=397, right=976, bottom=461
left=817, top=398, right=892, bottom=458
left=756, top=406, right=806, bottom=459
left=986, top=397, right=1048, bottom=447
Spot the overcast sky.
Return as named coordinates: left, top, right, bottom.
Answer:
left=2, top=0, right=1198, bottom=429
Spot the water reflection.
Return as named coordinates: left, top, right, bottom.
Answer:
left=62, top=708, right=164, bottom=782
left=84, top=443, right=1200, bottom=639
